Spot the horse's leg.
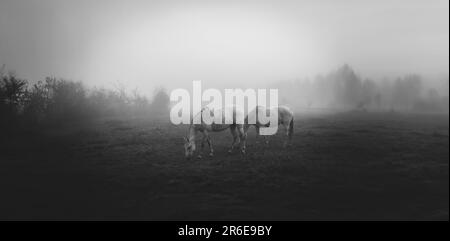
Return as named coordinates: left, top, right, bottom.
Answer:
left=198, top=131, right=207, bottom=159
left=283, top=122, right=290, bottom=148
left=255, top=125, right=260, bottom=143
left=283, top=117, right=294, bottom=148
left=261, top=126, right=270, bottom=145
left=256, top=125, right=269, bottom=145
left=204, top=131, right=214, bottom=156
left=238, top=125, right=247, bottom=154
left=228, top=125, right=239, bottom=153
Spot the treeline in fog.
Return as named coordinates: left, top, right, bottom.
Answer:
left=1, top=64, right=449, bottom=132
left=275, top=65, right=449, bottom=113
left=0, top=69, right=170, bottom=132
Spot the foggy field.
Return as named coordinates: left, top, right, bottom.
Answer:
left=0, top=111, right=448, bottom=220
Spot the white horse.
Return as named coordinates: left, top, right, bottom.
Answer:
left=244, top=105, right=294, bottom=147
left=183, top=107, right=247, bottom=159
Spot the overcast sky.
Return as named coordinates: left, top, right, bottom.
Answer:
left=0, top=0, right=448, bottom=92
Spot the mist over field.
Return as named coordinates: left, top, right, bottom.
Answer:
left=0, top=0, right=448, bottom=221
left=1, top=0, right=448, bottom=123
left=1, top=63, right=448, bottom=130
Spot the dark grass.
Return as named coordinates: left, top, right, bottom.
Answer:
left=0, top=111, right=448, bottom=220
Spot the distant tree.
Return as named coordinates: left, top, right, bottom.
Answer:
left=130, top=88, right=149, bottom=116
left=374, top=92, right=382, bottom=109
left=360, top=78, right=377, bottom=109
left=330, top=64, right=363, bottom=108
left=313, top=74, right=331, bottom=107
left=0, top=72, right=27, bottom=115
left=428, top=88, right=440, bottom=102
left=392, top=74, right=422, bottom=110
left=22, top=80, right=50, bottom=123
left=150, top=88, right=170, bottom=116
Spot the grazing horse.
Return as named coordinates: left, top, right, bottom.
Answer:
left=183, top=107, right=247, bottom=159
left=244, top=106, right=294, bottom=147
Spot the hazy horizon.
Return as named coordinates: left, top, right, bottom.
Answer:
left=1, top=0, right=448, bottom=93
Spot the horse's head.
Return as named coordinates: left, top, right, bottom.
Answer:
left=183, top=137, right=196, bottom=159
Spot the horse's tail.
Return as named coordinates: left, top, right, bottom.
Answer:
left=288, top=117, right=294, bottom=139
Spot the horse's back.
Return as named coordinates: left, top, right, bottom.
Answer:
left=277, top=106, right=294, bottom=118
left=199, top=106, right=245, bottom=132
left=253, top=105, right=293, bottom=120
left=222, top=106, right=245, bottom=124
